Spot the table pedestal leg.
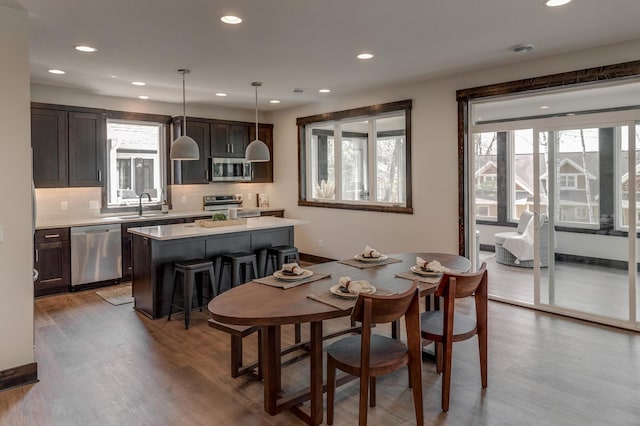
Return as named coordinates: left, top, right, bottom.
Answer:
left=309, top=321, right=323, bottom=425
left=262, top=325, right=281, bottom=414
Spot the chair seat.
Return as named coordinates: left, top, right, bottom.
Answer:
left=327, top=334, right=409, bottom=376
left=420, top=311, right=478, bottom=342
left=222, top=252, right=255, bottom=262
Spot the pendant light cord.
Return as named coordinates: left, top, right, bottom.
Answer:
left=182, top=70, right=187, bottom=135
left=255, top=84, right=259, bottom=139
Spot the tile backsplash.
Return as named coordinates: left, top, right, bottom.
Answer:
left=35, top=183, right=274, bottom=224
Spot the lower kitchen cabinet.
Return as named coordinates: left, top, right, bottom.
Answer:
left=34, top=228, right=70, bottom=297
left=260, top=210, right=284, bottom=218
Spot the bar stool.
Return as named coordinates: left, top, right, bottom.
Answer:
left=218, top=252, right=259, bottom=290
left=264, top=245, right=300, bottom=276
left=168, top=259, right=216, bottom=330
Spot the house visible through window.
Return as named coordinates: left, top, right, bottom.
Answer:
left=106, top=120, right=164, bottom=208
left=297, top=100, right=412, bottom=213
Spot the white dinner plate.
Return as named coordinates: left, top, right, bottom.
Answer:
left=354, top=253, right=389, bottom=262
left=329, top=282, right=377, bottom=298
left=273, top=269, right=313, bottom=281
left=410, top=265, right=443, bottom=277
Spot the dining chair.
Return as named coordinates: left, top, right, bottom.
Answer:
left=420, top=262, right=488, bottom=411
left=326, top=281, right=423, bottom=426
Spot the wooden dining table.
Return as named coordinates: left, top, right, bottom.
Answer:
left=208, top=252, right=471, bottom=425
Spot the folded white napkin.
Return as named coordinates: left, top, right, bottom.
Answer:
left=337, top=276, right=375, bottom=295
left=362, top=245, right=381, bottom=258
left=281, top=262, right=304, bottom=275
left=416, top=257, right=451, bottom=273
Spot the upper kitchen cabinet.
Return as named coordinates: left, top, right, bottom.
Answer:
left=31, top=104, right=106, bottom=188
left=68, top=112, right=105, bottom=187
left=249, top=124, right=274, bottom=183
left=31, top=108, right=68, bottom=187
left=211, top=123, right=249, bottom=158
left=172, top=118, right=210, bottom=184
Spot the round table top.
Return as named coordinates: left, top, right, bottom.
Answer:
left=208, top=252, right=470, bottom=327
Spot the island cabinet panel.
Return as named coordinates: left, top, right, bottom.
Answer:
left=130, top=225, right=294, bottom=319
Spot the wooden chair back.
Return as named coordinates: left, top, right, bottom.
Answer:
left=434, top=262, right=488, bottom=300
left=350, top=281, right=419, bottom=326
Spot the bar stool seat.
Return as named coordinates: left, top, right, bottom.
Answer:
left=264, top=245, right=300, bottom=276
left=218, top=252, right=259, bottom=291
left=168, top=259, right=216, bottom=330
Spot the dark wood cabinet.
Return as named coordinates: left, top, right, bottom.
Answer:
left=260, top=209, right=284, bottom=218
left=249, top=124, right=274, bottom=183
left=172, top=119, right=210, bottom=184
left=68, top=112, right=105, bottom=187
left=172, top=116, right=273, bottom=184
left=31, top=109, right=68, bottom=187
left=210, top=123, right=249, bottom=158
left=31, top=106, right=105, bottom=188
left=34, top=228, right=70, bottom=297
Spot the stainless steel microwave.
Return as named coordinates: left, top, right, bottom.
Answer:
left=209, top=157, right=251, bottom=182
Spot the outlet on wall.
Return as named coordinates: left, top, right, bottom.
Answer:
left=89, top=200, right=100, bottom=209
left=181, top=195, right=187, bottom=204
left=60, top=201, right=68, bottom=211
left=318, top=239, right=324, bottom=248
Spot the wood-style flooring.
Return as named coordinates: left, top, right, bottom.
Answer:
left=1, top=283, right=640, bottom=425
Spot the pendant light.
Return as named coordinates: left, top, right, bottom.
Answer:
left=245, top=82, right=270, bottom=162
left=170, top=69, right=200, bottom=160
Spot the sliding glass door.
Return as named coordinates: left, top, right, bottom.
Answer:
left=471, top=89, right=640, bottom=329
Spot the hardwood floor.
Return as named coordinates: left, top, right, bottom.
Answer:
left=1, top=284, right=640, bottom=425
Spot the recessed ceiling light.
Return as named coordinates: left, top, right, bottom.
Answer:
left=74, top=45, right=97, bottom=53
left=138, top=95, right=149, bottom=100
left=545, top=0, right=572, bottom=6
left=357, top=53, right=374, bottom=60
left=215, top=92, right=227, bottom=97
left=269, top=100, right=280, bottom=104
left=318, top=89, right=331, bottom=93
left=540, top=105, right=550, bottom=109
left=512, top=44, right=534, bottom=54
left=48, top=69, right=65, bottom=75
left=131, top=81, right=146, bottom=86
left=221, top=15, right=242, bottom=24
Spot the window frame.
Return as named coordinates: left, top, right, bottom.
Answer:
left=101, top=111, right=172, bottom=213
left=297, top=100, right=413, bottom=214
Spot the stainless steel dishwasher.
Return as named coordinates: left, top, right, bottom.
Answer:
left=71, top=224, right=122, bottom=286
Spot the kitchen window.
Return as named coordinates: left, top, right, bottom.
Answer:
left=105, top=118, right=166, bottom=209
left=297, top=100, right=412, bottom=213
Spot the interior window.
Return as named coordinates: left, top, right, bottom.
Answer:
left=106, top=119, right=165, bottom=208
left=297, top=100, right=412, bottom=213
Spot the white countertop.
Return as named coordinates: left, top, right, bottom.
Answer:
left=35, top=207, right=284, bottom=229
left=128, top=216, right=307, bottom=241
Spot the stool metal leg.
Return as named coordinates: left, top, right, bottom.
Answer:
left=207, top=265, right=217, bottom=298
left=168, top=268, right=180, bottom=321
left=184, top=271, right=194, bottom=330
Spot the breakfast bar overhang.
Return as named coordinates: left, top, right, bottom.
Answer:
left=128, top=216, right=306, bottom=319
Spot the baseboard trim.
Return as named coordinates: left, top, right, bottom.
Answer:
left=300, top=252, right=336, bottom=264
left=0, top=362, right=38, bottom=392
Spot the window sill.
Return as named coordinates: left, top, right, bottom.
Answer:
left=299, top=200, right=412, bottom=214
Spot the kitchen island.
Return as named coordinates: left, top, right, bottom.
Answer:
left=129, top=216, right=306, bottom=319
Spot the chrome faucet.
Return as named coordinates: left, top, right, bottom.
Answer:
left=138, top=192, right=152, bottom=216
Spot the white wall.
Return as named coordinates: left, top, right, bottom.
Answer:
left=272, top=39, right=640, bottom=260
left=0, top=2, right=34, bottom=371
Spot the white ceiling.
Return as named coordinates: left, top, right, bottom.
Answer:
left=14, top=0, right=640, bottom=111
